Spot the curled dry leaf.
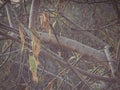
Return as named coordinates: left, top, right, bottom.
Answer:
left=41, top=11, right=50, bottom=31
left=40, top=11, right=51, bottom=36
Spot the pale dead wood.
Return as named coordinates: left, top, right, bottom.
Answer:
left=39, top=32, right=108, bottom=67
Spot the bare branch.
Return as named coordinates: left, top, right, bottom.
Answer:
left=39, top=32, right=108, bottom=66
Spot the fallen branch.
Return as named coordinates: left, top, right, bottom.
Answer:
left=39, top=32, right=108, bottom=66
left=0, top=29, right=119, bottom=83
left=0, top=23, right=108, bottom=67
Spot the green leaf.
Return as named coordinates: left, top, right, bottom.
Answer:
left=28, top=55, right=37, bottom=72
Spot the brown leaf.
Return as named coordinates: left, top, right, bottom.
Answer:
left=31, top=34, right=41, bottom=65
left=32, top=71, right=39, bottom=83
left=40, top=11, right=50, bottom=32
left=19, top=25, right=25, bottom=52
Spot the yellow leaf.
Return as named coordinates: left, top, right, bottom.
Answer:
left=19, top=25, right=25, bottom=52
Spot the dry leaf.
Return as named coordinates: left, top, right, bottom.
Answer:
left=32, top=71, right=39, bottom=83
left=41, top=11, right=48, bottom=30
left=40, top=11, right=52, bottom=37
left=31, top=33, right=41, bottom=65
left=19, top=25, right=25, bottom=52
left=41, top=11, right=51, bottom=32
